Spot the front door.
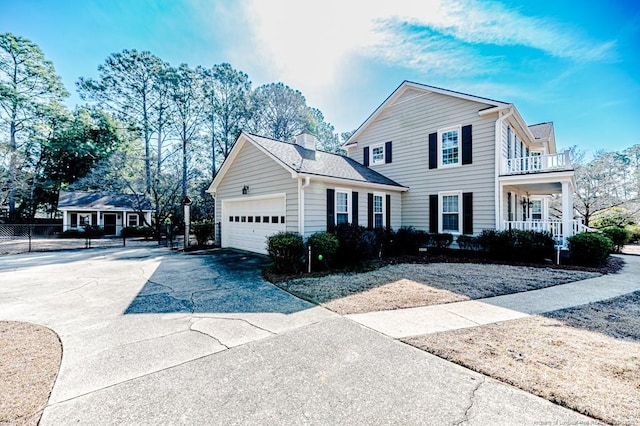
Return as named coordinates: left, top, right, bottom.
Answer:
left=103, top=214, right=117, bottom=235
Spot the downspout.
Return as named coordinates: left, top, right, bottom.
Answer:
left=494, top=106, right=514, bottom=230
left=298, top=176, right=311, bottom=236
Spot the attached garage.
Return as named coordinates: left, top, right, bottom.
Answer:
left=221, top=194, right=286, bottom=254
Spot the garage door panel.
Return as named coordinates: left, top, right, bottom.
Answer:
left=222, top=196, right=286, bottom=254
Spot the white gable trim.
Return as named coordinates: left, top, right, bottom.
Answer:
left=207, top=132, right=298, bottom=195
left=345, top=81, right=508, bottom=148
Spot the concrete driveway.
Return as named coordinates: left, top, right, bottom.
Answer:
left=0, top=246, right=593, bottom=425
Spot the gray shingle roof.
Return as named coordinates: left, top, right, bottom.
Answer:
left=245, top=133, right=405, bottom=188
left=528, top=122, right=554, bottom=140
left=57, top=191, right=152, bottom=210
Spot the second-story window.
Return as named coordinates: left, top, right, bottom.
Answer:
left=371, top=145, right=384, bottom=164
left=438, top=126, right=461, bottom=167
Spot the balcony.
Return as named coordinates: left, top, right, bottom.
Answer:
left=504, top=151, right=572, bottom=175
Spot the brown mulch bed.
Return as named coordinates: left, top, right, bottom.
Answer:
left=403, top=291, right=640, bottom=425
left=0, top=321, right=62, bottom=426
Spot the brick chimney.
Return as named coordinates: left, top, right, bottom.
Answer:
left=295, top=132, right=317, bottom=151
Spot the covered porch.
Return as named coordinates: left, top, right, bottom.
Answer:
left=498, top=170, right=577, bottom=247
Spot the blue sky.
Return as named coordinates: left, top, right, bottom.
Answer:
left=2, top=0, right=639, bottom=156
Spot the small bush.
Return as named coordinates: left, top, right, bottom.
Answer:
left=568, top=232, right=612, bottom=266
left=332, top=223, right=377, bottom=267
left=428, top=233, right=453, bottom=250
left=602, top=227, right=631, bottom=253
left=475, top=229, right=554, bottom=262
left=266, top=232, right=305, bottom=274
left=192, top=221, right=215, bottom=246
left=626, top=224, right=640, bottom=244
left=456, top=234, right=479, bottom=251
left=476, top=229, right=499, bottom=254
left=307, top=231, right=339, bottom=270
left=391, top=227, right=430, bottom=256
left=121, top=226, right=154, bottom=239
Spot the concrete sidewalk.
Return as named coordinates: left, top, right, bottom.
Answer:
left=347, top=254, right=640, bottom=339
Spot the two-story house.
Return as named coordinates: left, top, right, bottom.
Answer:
left=207, top=81, right=580, bottom=254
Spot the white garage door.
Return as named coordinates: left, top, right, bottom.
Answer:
left=222, top=195, right=286, bottom=254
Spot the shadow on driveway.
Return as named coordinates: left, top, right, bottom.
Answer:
left=124, top=249, right=313, bottom=315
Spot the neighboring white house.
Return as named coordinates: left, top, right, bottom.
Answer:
left=208, top=81, right=582, bottom=254
left=57, top=190, right=153, bottom=236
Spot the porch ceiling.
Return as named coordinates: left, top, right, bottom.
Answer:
left=506, top=181, right=562, bottom=195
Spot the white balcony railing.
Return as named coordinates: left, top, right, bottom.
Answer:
left=504, top=151, right=572, bottom=175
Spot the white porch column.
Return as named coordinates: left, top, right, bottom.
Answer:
left=561, top=181, right=573, bottom=244
left=62, top=211, right=68, bottom=231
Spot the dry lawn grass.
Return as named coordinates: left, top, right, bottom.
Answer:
left=0, top=321, right=62, bottom=426
left=403, top=291, right=640, bottom=426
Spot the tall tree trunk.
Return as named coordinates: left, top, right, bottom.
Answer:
left=8, top=119, right=17, bottom=216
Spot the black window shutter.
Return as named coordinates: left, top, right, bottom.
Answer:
left=463, top=192, right=473, bottom=234
left=462, top=125, right=472, bottom=165
left=428, top=133, right=437, bottom=169
left=385, top=141, right=392, bottom=164
left=326, top=188, right=335, bottom=231
left=352, top=191, right=359, bottom=226
left=363, top=147, right=369, bottom=167
left=367, top=193, right=374, bottom=230
left=429, top=194, right=438, bottom=233
left=385, top=194, right=391, bottom=229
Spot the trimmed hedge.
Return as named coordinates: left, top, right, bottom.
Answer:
left=602, top=227, right=630, bottom=253
left=307, top=231, right=339, bottom=270
left=192, top=221, right=215, bottom=246
left=266, top=232, right=305, bottom=274
left=331, top=223, right=377, bottom=267
left=471, top=229, right=554, bottom=262
left=121, top=226, right=154, bottom=239
left=568, top=232, right=612, bottom=266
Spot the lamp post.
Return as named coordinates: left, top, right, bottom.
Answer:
left=183, top=196, right=192, bottom=250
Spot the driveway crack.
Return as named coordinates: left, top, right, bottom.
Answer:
left=188, top=324, right=230, bottom=350
left=454, top=376, right=485, bottom=425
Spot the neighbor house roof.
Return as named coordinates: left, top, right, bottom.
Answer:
left=528, top=122, right=554, bottom=140
left=209, top=132, right=407, bottom=193
left=57, top=190, right=152, bottom=211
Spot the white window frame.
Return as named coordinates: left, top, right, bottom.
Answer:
left=127, top=213, right=139, bottom=227
left=373, top=193, right=385, bottom=229
left=371, top=144, right=385, bottom=165
left=438, top=125, right=461, bottom=168
left=439, top=191, right=462, bottom=234
left=335, top=188, right=351, bottom=225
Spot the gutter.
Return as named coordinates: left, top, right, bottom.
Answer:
left=493, top=106, right=514, bottom=230
left=298, top=176, right=311, bottom=235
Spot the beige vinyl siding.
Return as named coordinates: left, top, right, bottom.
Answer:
left=215, top=141, right=298, bottom=233
left=302, top=180, right=402, bottom=237
left=351, top=89, right=497, bottom=233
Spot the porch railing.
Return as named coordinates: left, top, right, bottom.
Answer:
left=503, top=219, right=593, bottom=246
left=504, top=151, right=572, bottom=175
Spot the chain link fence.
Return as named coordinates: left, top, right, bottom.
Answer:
left=0, top=224, right=162, bottom=255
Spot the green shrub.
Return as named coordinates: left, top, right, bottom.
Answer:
left=307, top=232, right=339, bottom=270
left=428, top=233, right=453, bottom=250
left=475, top=229, right=554, bottom=262
left=192, top=221, right=215, bottom=246
left=568, top=232, right=612, bottom=266
left=332, top=223, right=377, bottom=267
left=456, top=234, right=479, bottom=251
left=266, top=232, right=305, bottom=274
left=59, top=229, right=84, bottom=238
left=391, top=227, right=430, bottom=256
left=121, top=226, right=154, bottom=239
left=626, top=224, right=640, bottom=244
left=602, top=227, right=631, bottom=253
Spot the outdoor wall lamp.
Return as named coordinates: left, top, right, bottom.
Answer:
left=242, top=185, right=250, bottom=195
